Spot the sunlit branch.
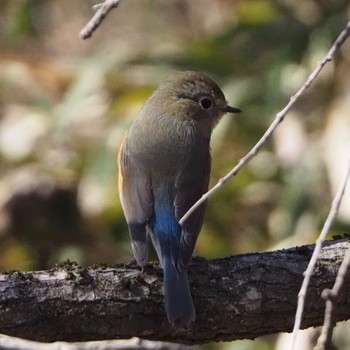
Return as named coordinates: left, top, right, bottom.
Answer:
left=290, top=159, right=350, bottom=350
left=80, top=0, right=121, bottom=40
left=315, top=242, right=350, bottom=350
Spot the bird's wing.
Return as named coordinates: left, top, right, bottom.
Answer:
left=118, top=132, right=153, bottom=266
left=175, top=154, right=211, bottom=270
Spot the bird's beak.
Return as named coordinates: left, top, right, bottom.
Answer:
left=223, top=104, right=241, bottom=113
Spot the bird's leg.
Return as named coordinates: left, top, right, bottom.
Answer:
left=125, top=257, right=138, bottom=268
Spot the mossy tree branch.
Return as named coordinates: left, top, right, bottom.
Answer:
left=0, top=239, right=349, bottom=345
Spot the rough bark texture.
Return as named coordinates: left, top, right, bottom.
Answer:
left=0, top=239, right=349, bottom=345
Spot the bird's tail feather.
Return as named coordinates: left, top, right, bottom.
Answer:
left=163, top=257, right=195, bottom=325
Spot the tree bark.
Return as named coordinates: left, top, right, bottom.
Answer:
left=0, top=239, right=349, bottom=345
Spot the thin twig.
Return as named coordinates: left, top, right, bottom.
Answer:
left=290, top=159, right=350, bottom=350
left=179, top=20, right=350, bottom=227
left=315, top=243, right=350, bottom=350
left=80, top=0, right=121, bottom=40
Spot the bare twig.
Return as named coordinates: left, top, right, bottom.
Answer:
left=179, top=20, right=350, bottom=227
left=290, top=159, right=350, bottom=350
left=315, top=244, right=350, bottom=350
left=80, top=0, right=121, bottom=40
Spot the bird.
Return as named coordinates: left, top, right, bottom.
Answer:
left=117, top=71, right=241, bottom=325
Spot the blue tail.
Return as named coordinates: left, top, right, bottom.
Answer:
left=151, top=184, right=195, bottom=324
left=163, top=257, right=195, bottom=325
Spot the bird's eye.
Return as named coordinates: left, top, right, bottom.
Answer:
left=199, top=96, right=213, bottom=110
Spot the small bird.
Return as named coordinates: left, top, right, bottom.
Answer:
left=118, top=71, right=240, bottom=324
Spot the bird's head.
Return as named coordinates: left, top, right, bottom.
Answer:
left=154, top=71, right=241, bottom=130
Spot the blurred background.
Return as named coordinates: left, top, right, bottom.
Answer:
left=0, top=0, right=349, bottom=349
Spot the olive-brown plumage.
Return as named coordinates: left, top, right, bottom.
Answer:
left=118, top=71, right=240, bottom=324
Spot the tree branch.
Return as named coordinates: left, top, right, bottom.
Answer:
left=315, top=245, right=350, bottom=350
left=80, top=0, right=122, bottom=40
left=1, top=239, right=349, bottom=345
left=291, top=158, right=350, bottom=349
